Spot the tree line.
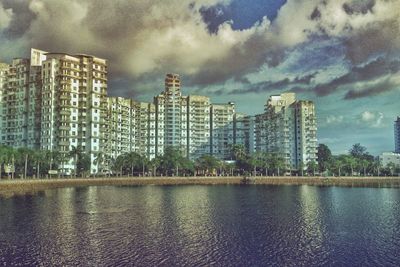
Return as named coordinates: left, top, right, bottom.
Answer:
left=0, top=143, right=399, bottom=179
left=317, top=143, right=399, bottom=176
left=0, top=145, right=91, bottom=179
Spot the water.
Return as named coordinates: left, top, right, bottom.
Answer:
left=1, top=185, right=400, bottom=266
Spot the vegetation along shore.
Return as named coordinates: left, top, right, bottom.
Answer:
left=1, top=176, right=400, bottom=198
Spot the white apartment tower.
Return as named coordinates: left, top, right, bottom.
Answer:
left=154, top=74, right=188, bottom=156
left=234, top=113, right=254, bottom=155
left=395, top=117, right=400, bottom=153
left=210, top=102, right=235, bottom=159
left=256, top=93, right=317, bottom=169
left=187, top=95, right=211, bottom=159
left=1, top=50, right=44, bottom=149
left=0, top=63, right=9, bottom=141
left=40, top=52, right=108, bottom=174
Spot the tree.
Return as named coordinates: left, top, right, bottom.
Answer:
left=268, top=153, right=286, bottom=176
left=0, top=145, right=13, bottom=179
left=349, top=143, right=368, bottom=159
left=77, top=152, right=91, bottom=177
left=33, top=150, right=46, bottom=179
left=230, top=144, right=247, bottom=161
left=298, top=161, right=305, bottom=176
left=307, top=161, right=318, bottom=176
left=317, top=144, right=332, bottom=172
left=69, top=146, right=81, bottom=178
left=195, top=155, right=221, bottom=175
left=150, top=156, right=161, bottom=176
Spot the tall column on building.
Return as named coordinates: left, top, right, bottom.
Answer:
left=40, top=52, right=108, bottom=175
left=210, top=102, right=235, bottom=160
left=234, top=113, right=254, bottom=155
left=154, top=74, right=188, bottom=156
left=395, top=117, right=400, bottom=153
left=2, top=49, right=45, bottom=149
left=293, top=100, right=318, bottom=168
left=187, top=95, right=211, bottom=159
left=0, top=63, right=9, bottom=143
left=260, top=92, right=317, bottom=170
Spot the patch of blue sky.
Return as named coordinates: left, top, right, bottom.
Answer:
left=201, top=0, right=286, bottom=33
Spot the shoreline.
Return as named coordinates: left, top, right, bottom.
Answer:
left=1, top=176, right=400, bottom=198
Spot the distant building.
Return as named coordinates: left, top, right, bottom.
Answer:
left=0, top=62, right=9, bottom=141
left=210, top=102, right=235, bottom=160
left=187, top=95, right=211, bottom=159
left=234, top=113, right=254, bottom=154
left=1, top=56, right=42, bottom=149
left=253, top=93, right=318, bottom=170
left=154, top=74, right=187, bottom=156
left=395, top=117, right=400, bottom=153
left=380, top=152, right=400, bottom=167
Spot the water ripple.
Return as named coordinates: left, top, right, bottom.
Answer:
left=0, top=186, right=400, bottom=266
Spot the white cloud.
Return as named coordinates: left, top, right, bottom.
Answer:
left=326, top=115, right=344, bottom=124
left=358, top=111, right=385, bottom=128
left=0, top=0, right=399, bottom=91
left=0, top=2, right=12, bottom=29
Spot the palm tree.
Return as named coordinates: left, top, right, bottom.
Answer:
left=230, top=144, right=246, bottom=161
left=16, top=147, right=33, bottom=179
left=307, top=160, right=318, bottom=176
left=150, top=156, right=161, bottom=177
left=94, top=152, right=106, bottom=176
left=69, top=146, right=81, bottom=178
left=0, top=145, right=12, bottom=179
left=33, top=150, right=46, bottom=179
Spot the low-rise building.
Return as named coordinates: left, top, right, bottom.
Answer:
left=380, top=152, right=400, bottom=167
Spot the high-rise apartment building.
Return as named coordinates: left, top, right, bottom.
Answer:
left=0, top=49, right=319, bottom=174
left=395, top=117, right=400, bottom=153
left=154, top=74, right=188, bottom=156
left=1, top=54, right=43, bottom=149
left=210, top=102, right=235, bottom=160
left=40, top=52, right=108, bottom=174
left=187, top=95, right=211, bottom=159
left=254, top=93, right=317, bottom=169
left=234, top=113, right=254, bottom=154
left=0, top=62, right=9, bottom=141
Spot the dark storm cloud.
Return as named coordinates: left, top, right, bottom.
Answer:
left=342, top=0, right=375, bottom=15
left=212, top=72, right=317, bottom=95
left=314, top=57, right=400, bottom=96
left=344, top=78, right=397, bottom=100
left=1, top=0, right=36, bottom=39
left=0, top=0, right=399, bottom=98
left=343, top=19, right=400, bottom=65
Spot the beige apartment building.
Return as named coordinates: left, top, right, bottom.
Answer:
left=0, top=50, right=318, bottom=174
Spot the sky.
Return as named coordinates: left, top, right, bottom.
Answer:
left=0, top=0, right=399, bottom=155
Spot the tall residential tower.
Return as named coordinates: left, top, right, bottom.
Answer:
left=395, top=117, right=400, bottom=153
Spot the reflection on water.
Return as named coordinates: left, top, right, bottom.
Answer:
left=1, top=185, right=400, bottom=266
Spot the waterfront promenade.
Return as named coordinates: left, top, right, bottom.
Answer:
left=1, top=176, right=400, bottom=197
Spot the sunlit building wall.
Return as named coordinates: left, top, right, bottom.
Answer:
left=210, top=102, right=235, bottom=160
left=0, top=62, right=10, bottom=142
left=395, top=117, right=400, bottom=153
left=187, top=95, right=211, bottom=159
left=255, top=93, right=317, bottom=170
left=40, top=51, right=108, bottom=174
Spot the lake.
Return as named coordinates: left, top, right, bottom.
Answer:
left=1, top=185, right=399, bottom=266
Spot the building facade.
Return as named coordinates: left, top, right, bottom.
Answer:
left=243, top=93, right=317, bottom=170
left=379, top=152, right=400, bottom=167
left=395, top=117, right=400, bottom=153
left=210, top=102, right=235, bottom=160
left=0, top=49, right=319, bottom=174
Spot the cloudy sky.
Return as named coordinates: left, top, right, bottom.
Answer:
left=0, top=0, right=399, bottom=155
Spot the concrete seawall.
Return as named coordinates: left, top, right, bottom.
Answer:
left=1, top=176, right=400, bottom=197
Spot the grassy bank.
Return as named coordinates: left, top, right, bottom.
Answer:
left=1, top=176, right=400, bottom=198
